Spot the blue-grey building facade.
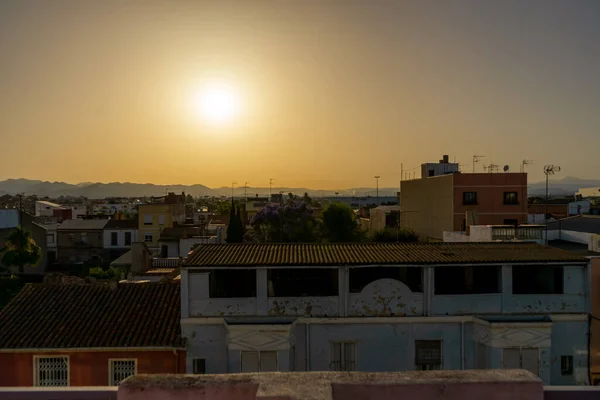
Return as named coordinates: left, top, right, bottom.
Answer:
left=180, top=243, right=591, bottom=385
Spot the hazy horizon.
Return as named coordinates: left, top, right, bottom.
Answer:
left=2, top=0, right=600, bottom=189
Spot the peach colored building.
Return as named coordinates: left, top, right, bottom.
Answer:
left=401, top=173, right=527, bottom=241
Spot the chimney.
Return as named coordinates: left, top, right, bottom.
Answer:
left=443, top=155, right=449, bottom=164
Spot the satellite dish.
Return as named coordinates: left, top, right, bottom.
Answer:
left=503, top=165, right=510, bottom=172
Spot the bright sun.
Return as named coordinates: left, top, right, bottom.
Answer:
left=194, top=83, right=241, bottom=125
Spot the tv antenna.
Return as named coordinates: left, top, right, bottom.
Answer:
left=472, top=155, right=484, bottom=173
left=521, top=159, right=534, bottom=173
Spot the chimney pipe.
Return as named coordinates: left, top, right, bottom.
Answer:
left=443, top=155, right=449, bottom=164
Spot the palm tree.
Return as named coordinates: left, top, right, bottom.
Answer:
left=0, top=227, right=42, bottom=274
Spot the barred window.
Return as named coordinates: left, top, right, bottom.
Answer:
left=34, top=356, right=69, bottom=387
left=109, top=359, right=137, bottom=386
left=415, top=340, right=442, bottom=371
left=330, top=342, right=357, bottom=371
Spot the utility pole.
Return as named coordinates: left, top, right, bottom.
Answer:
left=269, top=178, right=274, bottom=197
left=521, top=160, right=534, bottom=224
left=17, top=193, right=23, bottom=228
left=374, top=176, right=380, bottom=203
left=543, top=165, right=561, bottom=245
left=244, top=182, right=249, bottom=201
left=231, top=181, right=237, bottom=200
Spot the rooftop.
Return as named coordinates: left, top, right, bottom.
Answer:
left=57, top=218, right=110, bottom=231
left=547, top=215, right=600, bottom=234
left=0, top=282, right=183, bottom=349
left=183, top=242, right=586, bottom=267
left=159, top=226, right=205, bottom=241
left=105, top=218, right=138, bottom=230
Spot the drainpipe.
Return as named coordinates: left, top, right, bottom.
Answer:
left=461, top=321, right=465, bottom=370
left=305, top=323, right=311, bottom=371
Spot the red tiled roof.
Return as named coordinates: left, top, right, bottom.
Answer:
left=183, top=243, right=587, bottom=267
left=0, top=282, right=183, bottom=349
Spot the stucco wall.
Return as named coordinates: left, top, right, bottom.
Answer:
left=400, top=175, right=454, bottom=241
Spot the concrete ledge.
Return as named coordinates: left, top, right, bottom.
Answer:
left=118, top=374, right=259, bottom=400
left=116, top=370, right=543, bottom=400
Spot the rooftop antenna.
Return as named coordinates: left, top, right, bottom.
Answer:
left=472, top=155, right=484, bottom=173
left=521, top=159, right=534, bottom=173
left=488, top=164, right=499, bottom=173
left=503, top=165, right=510, bottom=172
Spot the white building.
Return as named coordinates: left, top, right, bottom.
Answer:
left=0, top=209, right=19, bottom=228
left=35, top=201, right=62, bottom=217
left=444, top=224, right=545, bottom=244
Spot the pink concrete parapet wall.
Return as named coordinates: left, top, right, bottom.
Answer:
left=117, top=370, right=543, bottom=400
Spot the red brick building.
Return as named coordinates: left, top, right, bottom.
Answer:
left=0, top=281, right=185, bottom=387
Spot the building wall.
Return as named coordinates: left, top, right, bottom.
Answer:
left=0, top=350, right=185, bottom=387
left=183, top=318, right=587, bottom=385
left=103, top=230, right=139, bottom=249
left=591, top=258, right=600, bottom=383
left=453, top=173, right=527, bottom=231
left=401, top=175, right=454, bottom=241
left=528, top=204, right=569, bottom=219
left=57, top=230, right=104, bottom=264
left=138, top=204, right=173, bottom=247
left=35, top=202, right=61, bottom=217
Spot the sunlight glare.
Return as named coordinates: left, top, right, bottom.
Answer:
left=194, top=83, right=241, bottom=125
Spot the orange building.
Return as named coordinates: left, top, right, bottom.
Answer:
left=0, top=281, right=185, bottom=387
left=401, top=172, right=527, bottom=241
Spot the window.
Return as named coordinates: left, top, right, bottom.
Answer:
left=111, top=232, right=118, bottom=246
left=349, top=267, right=422, bottom=293
left=561, top=355, right=573, bottom=376
left=463, top=192, right=477, bottom=205
left=144, top=232, right=153, bottom=243
left=241, top=351, right=278, bottom=372
left=109, top=359, right=137, bottom=386
left=34, top=356, right=69, bottom=387
left=512, top=266, right=563, bottom=294
left=209, top=269, right=256, bottom=298
left=504, top=192, right=519, bottom=205
left=503, top=348, right=538, bottom=376
left=330, top=342, right=357, bottom=371
left=193, top=358, right=206, bottom=374
left=435, top=266, right=501, bottom=294
left=125, top=232, right=132, bottom=246
left=267, top=269, right=338, bottom=297
left=158, top=215, right=165, bottom=225
left=143, top=214, right=153, bottom=225
left=415, top=340, right=442, bottom=370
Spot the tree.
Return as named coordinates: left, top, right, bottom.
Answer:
left=0, top=227, right=42, bottom=274
left=372, top=228, right=419, bottom=243
left=226, top=200, right=244, bottom=243
left=251, top=201, right=319, bottom=243
left=322, top=203, right=363, bottom=242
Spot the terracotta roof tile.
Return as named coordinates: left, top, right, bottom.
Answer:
left=183, top=243, right=587, bottom=267
left=0, top=282, right=183, bottom=349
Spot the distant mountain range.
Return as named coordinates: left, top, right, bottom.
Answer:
left=0, top=176, right=597, bottom=199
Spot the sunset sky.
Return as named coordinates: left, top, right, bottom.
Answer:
left=1, top=0, right=599, bottom=189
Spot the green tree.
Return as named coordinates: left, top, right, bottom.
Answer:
left=226, top=201, right=244, bottom=243
left=0, top=227, right=42, bottom=274
left=322, top=203, right=363, bottom=242
left=372, top=228, right=419, bottom=243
